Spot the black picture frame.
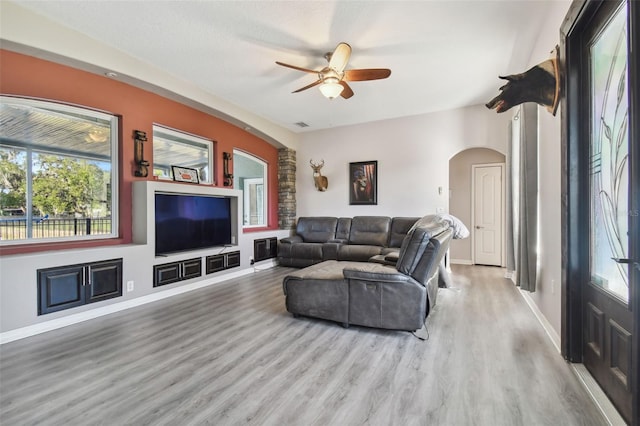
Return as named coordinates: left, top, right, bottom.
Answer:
left=171, top=166, right=200, bottom=184
left=349, top=161, right=377, bottom=205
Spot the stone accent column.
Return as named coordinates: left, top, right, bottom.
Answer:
left=278, top=148, right=296, bottom=230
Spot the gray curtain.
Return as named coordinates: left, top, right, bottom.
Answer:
left=505, top=120, right=516, bottom=277
left=516, top=103, right=538, bottom=291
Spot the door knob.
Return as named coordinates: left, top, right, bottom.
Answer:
left=475, top=226, right=483, bottom=229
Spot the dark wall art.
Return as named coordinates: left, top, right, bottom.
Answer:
left=349, top=161, right=377, bottom=205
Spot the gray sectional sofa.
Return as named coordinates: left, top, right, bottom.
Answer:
left=277, top=216, right=420, bottom=267
left=280, top=215, right=453, bottom=331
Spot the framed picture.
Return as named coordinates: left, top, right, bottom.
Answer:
left=171, top=166, right=200, bottom=184
left=349, top=161, right=377, bottom=205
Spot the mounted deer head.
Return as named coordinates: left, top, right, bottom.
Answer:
left=310, top=159, right=328, bottom=192
left=486, top=46, right=561, bottom=116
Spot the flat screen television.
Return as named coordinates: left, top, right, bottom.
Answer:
left=155, top=192, right=232, bottom=255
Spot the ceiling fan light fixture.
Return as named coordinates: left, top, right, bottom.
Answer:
left=276, top=42, right=390, bottom=100
left=85, top=127, right=109, bottom=143
left=319, top=80, right=343, bottom=100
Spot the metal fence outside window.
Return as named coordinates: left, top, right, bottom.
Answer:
left=0, top=217, right=112, bottom=241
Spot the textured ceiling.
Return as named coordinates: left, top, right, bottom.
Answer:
left=9, top=1, right=554, bottom=133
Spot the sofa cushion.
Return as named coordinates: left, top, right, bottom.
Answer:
left=322, top=242, right=341, bottom=260
left=348, top=216, right=391, bottom=246
left=291, top=242, right=324, bottom=260
left=337, top=244, right=383, bottom=262
left=279, top=235, right=302, bottom=244
left=335, top=217, right=352, bottom=240
left=296, top=217, right=338, bottom=243
left=388, top=217, right=420, bottom=247
left=279, top=257, right=322, bottom=268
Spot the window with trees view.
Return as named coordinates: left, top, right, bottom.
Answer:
left=0, top=96, right=118, bottom=243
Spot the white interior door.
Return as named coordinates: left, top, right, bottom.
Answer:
left=473, top=164, right=504, bottom=266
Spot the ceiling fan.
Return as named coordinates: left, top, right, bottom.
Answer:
left=276, top=42, right=391, bottom=100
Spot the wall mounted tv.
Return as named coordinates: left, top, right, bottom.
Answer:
left=155, top=192, right=232, bottom=256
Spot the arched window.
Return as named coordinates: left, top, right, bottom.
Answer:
left=233, top=150, right=267, bottom=227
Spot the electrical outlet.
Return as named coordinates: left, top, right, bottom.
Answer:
left=551, top=279, right=555, bottom=294
left=250, top=256, right=255, bottom=265
left=127, top=280, right=134, bottom=292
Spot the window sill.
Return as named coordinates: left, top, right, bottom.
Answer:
left=0, top=237, right=126, bottom=256
left=242, top=226, right=278, bottom=234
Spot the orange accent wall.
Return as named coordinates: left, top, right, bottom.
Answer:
left=0, top=49, right=280, bottom=255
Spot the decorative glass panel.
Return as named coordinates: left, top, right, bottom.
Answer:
left=589, top=4, right=629, bottom=303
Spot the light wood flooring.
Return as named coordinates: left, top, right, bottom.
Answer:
left=0, top=265, right=606, bottom=425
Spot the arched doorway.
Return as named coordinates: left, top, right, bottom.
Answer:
left=449, top=148, right=506, bottom=265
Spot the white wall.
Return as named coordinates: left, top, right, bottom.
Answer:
left=523, top=0, right=572, bottom=339
left=297, top=105, right=510, bottom=218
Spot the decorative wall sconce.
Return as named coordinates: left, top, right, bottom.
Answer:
left=223, top=152, right=233, bottom=186
left=133, top=130, right=149, bottom=177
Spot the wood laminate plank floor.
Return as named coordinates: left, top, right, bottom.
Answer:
left=0, top=265, right=607, bottom=426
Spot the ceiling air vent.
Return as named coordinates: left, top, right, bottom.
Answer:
left=294, top=121, right=310, bottom=128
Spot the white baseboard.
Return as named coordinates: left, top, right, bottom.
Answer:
left=517, top=285, right=625, bottom=425
left=0, top=264, right=274, bottom=345
left=518, top=289, right=561, bottom=353
left=450, top=258, right=473, bottom=265
left=571, top=364, right=627, bottom=426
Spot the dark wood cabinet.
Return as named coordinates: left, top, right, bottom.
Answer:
left=206, top=255, right=225, bottom=274
left=226, top=251, right=240, bottom=268
left=182, top=258, right=202, bottom=280
left=38, top=259, right=123, bottom=315
left=206, top=251, right=240, bottom=274
left=254, top=237, right=277, bottom=262
left=153, top=258, right=202, bottom=287
left=86, top=260, right=123, bottom=303
left=153, top=262, right=182, bottom=287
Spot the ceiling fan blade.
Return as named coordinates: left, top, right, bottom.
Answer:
left=329, top=42, right=352, bottom=72
left=344, top=68, right=392, bottom=81
left=340, top=81, right=354, bottom=99
left=275, top=61, right=318, bottom=74
left=292, top=79, right=322, bottom=93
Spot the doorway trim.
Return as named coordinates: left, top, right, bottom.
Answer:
left=471, top=162, right=506, bottom=266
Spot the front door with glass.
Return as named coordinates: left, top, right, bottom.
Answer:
left=580, top=1, right=636, bottom=422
